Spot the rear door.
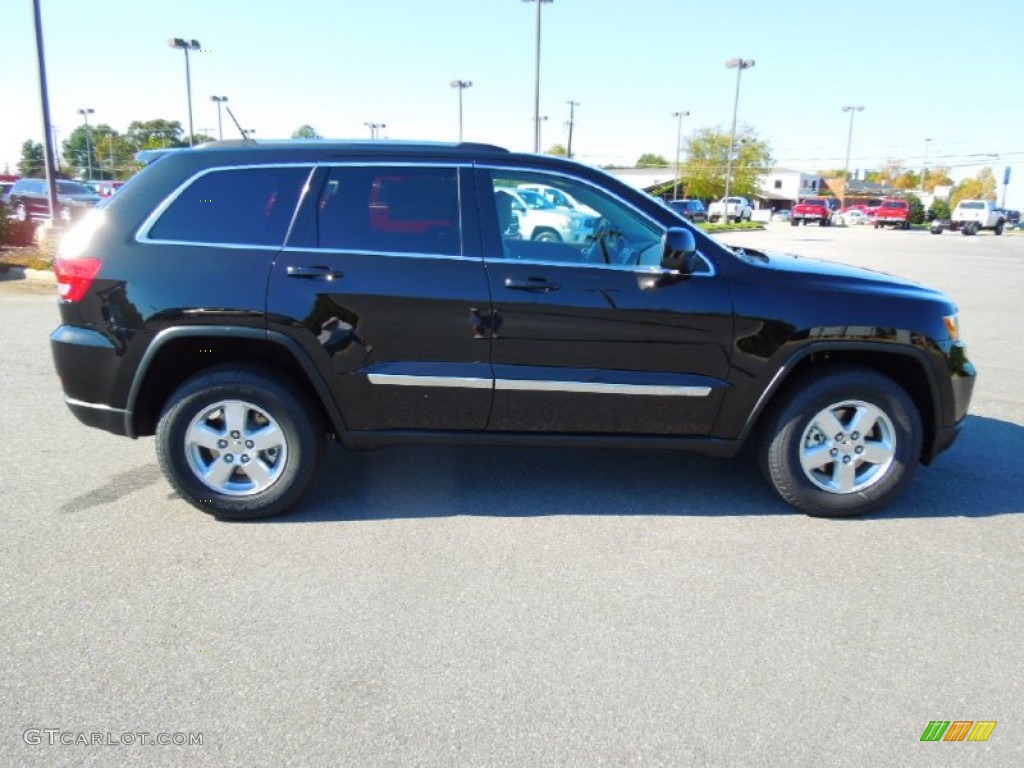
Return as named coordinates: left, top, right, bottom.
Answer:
left=267, top=163, right=494, bottom=432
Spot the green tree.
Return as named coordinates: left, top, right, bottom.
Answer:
left=681, top=126, right=773, bottom=201
left=951, top=167, right=997, bottom=209
left=126, top=119, right=185, bottom=149
left=905, top=192, right=925, bottom=225
left=927, top=198, right=950, bottom=221
left=291, top=124, right=322, bottom=139
left=636, top=153, right=669, bottom=168
left=17, top=140, right=46, bottom=178
left=545, top=143, right=567, bottom=157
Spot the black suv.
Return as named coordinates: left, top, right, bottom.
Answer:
left=667, top=198, right=707, bottom=223
left=50, top=140, right=976, bottom=520
left=7, top=178, right=101, bottom=223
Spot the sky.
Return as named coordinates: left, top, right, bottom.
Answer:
left=3, top=0, right=1023, bottom=208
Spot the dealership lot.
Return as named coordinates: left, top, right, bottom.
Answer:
left=1, top=226, right=1021, bottom=766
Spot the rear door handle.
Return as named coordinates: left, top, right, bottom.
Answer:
left=504, top=277, right=561, bottom=293
left=286, top=265, right=344, bottom=281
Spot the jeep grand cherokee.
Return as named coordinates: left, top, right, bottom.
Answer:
left=50, top=140, right=976, bottom=519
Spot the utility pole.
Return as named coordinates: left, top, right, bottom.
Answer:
left=672, top=110, right=689, bottom=200
left=565, top=99, right=579, bottom=158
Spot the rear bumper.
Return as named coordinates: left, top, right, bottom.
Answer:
left=64, top=396, right=131, bottom=437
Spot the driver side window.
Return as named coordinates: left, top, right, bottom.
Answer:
left=488, top=172, right=661, bottom=267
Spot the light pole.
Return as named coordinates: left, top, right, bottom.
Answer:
left=921, top=137, right=932, bottom=191
left=841, top=105, right=864, bottom=181
left=522, top=0, right=553, bottom=153
left=724, top=58, right=754, bottom=203
left=449, top=80, right=472, bottom=142
left=537, top=115, right=548, bottom=150
left=168, top=38, right=201, bottom=146
left=77, top=107, right=94, bottom=180
left=672, top=110, right=690, bottom=200
left=565, top=99, right=579, bottom=158
left=364, top=122, right=386, bottom=140
left=211, top=96, right=228, bottom=141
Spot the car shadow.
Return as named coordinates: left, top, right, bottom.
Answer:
left=256, top=414, right=1023, bottom=524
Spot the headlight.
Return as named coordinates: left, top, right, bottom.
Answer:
left=568, top=216, right=582, bottom=228
left=943, top=313, right=960, bottom=341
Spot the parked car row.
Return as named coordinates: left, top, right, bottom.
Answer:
left=2, top=177, right=127, bottom=223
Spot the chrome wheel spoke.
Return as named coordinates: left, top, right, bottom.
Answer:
left=187, top=422, right=224, bottom=452
left=800, top=444, right=833, bottom=474
left=849, top=403, right=882, bottom=437
left=831, top=459, right=858, bottom=493
left=222, top=401, right=249, bottom=435
left=204, top=458, right=236, bottom=489
left=248, top=424, right=282, bottom=453
left=861, top=440, right=894, bottom=465
left=243, top=458, right=274, bottom=488
left=814, top=409, right=847, bottom=439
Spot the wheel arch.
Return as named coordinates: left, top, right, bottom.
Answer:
left=737, top=343, right=942, bottom=463
left=125, top=326, right=346, bottom=439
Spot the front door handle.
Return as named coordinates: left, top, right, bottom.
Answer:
left=504, top=277, right=561, bottom=293
left=287, top=265, right=344, bottom=281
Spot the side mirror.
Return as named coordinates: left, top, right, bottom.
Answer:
left=661, top=227, right=697, bottom=272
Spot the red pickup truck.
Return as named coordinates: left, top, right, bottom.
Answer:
left=873, top=199, right=911, bottom=229
left=791, top=197, right=832, bottom=227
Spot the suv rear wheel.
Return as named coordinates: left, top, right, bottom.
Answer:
left=156, top=365, right=324, bottom=519
left=759, top=367, right=922, bottom=517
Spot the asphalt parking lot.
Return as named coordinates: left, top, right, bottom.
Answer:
left=1, top=225, right=1021, bottom=767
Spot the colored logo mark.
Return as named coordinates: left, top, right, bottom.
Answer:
left=920, top=721, right=997, bottom=742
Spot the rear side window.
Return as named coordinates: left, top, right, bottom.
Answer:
left=147, top=166, right=310, bottom=246
left=316, top=166, right=461, bottom=256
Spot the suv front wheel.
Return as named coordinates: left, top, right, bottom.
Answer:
left=156, top=365, right=324, bottom=519
left=759, top=367, right=922, bottom=517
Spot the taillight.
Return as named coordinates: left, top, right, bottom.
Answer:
left=54, top=257, right=102, bottom=302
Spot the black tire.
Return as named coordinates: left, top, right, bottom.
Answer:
left=790, top=218, right=799, bottom=227
left=819, top=218, right=828, bottom=227
left=156, top=365, right=324, bottom=520
left=873, top=221, right=879, bottom=229
left=759, top=366, right=922, bottom=517
left=930, top=226, right=943, bottom=235
left=994, top=221, right=1004, bottom=236
left=532, top=228, right=561, bottom=243
left=13, top=202, right=28, bottom=222
left=902, top=219, right=911, bottom=230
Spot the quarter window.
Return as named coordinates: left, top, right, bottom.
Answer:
left=316, top=166, right=461, bottom=256
left=148, top=166, right=310, bottom=246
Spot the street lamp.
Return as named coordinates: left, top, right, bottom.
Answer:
left=537, top=115, right=548, bottom=150
left=672, top=110, right=690, bottom=200
left=922, top=137, right=932, bottom=191
left=724, top=58, right=755, bottom=203
left=168, top=37, right=201, bottom=147
left=449, top=80, right=473, bottom=142
left=364, top=122, right=386, bottom=140
left=522, top=0, right=553, bottom=153
left=211, top=96, right=228, bottom=141
left=565, top=99, right=579, bottom=158
left=841, top=105, right=864, bottom=181
left=77, top=107, right=94, bottom=180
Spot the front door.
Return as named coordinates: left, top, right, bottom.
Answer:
left=478, top=168, right=733, bottom=435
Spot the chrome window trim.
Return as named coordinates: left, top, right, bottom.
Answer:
left=136, top=162, right=318, bottom=246
left=280, top=246, right=481, bottom=263
left=478, top=163, right=716, bottom=277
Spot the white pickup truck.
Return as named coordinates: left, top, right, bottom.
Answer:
left=934, top=199, right=1006, bottom=236
left=707, top=196, right=753, bottom=223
